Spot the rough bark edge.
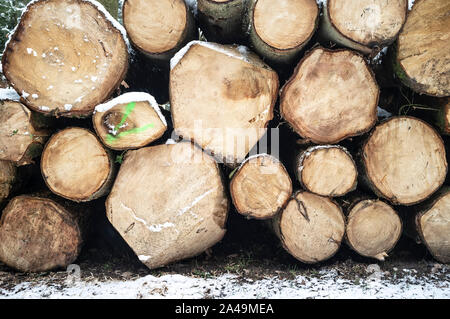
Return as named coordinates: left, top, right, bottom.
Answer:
left=359, top=116, right=448, bottom=206
left=1, top=0, right=130, bottom=118
left=280, top=46, right=379, bottom=144
left=230, top=154, right=293, bottom=220
left=122, top=0, right=197, bottom=61
left=41, top=127, right=116, bottom=203
left=245, top=0, right=319, bottom=64
left=272, top=190, right=346, bottom=264
left=295, top=145, right=358, bottom=197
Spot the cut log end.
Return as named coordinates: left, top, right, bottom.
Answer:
left=170, top=42, right=279, bottom=164
left=230, top=154, right=292, bottom=219
left=281, top=47, right=378, bottom=144
left=106, top=142, right=229, bottom=269
left=296, top=146, right=357, bottom=197
left=346, top=200, right=402, bottom=260
left=274, top=191, right=345, bottom=264
left=396, top=0, right=450, bottom=97
left=362, top=117, right=447, bottom=206
left=41, top=127, right=114, bottom=202
left=1, top=0, right=129, bottom=117
left=0, top=196, right=82, bottom=272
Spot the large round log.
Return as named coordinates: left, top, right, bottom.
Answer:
left=295, top=145, right=357, bottom=197
left=230, top=154, right=292, bottom=220
left=170, top=41, right=279, bottom=165
left=345, top=199, right=402, bottom=261
left=320, top=0, right=407, bottom=55
left=0, top=195, right=85, bottom=272
left=394, top=0, right=450, bottom=97
left=1, top=0, right=129, bottom=117
left=0, top=99, right=50, bottom=165
left=245, top=0, right=319, bottom=64
left=361, top=116, right=447, bottom=206
left=41, top=127, right=115, bottom=202
left=273, top=190, right=345, bottom=264
left=280, top=47, right=379, bottom=144
left=123, top=0, right=196, bottom=61
left=93, top=92, right=167, bottom=150
left=106, top=142, right=229, bottom=269
left=197, top=0, right=246, bottom=44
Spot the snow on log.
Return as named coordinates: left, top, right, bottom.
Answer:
left=245, top=0, right=319, bottom=64
left=123, top=0, right=196, bottom=61
left=394, top=0, right=450, bottom=97
left=272, top=190, right=345, bottom=264
left=41, top=127, right=115, bottom=202
left=360, top=116, right=447, bottom=206
left=280, top=47, right=379, bottom=144
left=1, top=0, right=129, bottom=117
left=230, top=154, right=292, bottom=220
left=320, top=0, right=407, bottom=55
left=170, top=41, right=279, bottom=165
left=93, top=92, right=167, bottom=150
left=106, top=142, right=229, bottom=269
left=295, top=145, right=357, bottom=197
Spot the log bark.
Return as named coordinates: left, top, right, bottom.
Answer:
left=0, top=194, right=91, bottom=272
left=230, top=154, right=292, bottom=220
left=272, top=190, right=345, bottom=264
left=93, top=92, right=167, bottom=150
left=170, top=41, right=279, bottom=165
left=1, top=0, right=129, bottom=117
left=106, top=142, right=229, bottom=269
left=197, top=0, right=246, bottom=44
left=394, top=0, right=450, bottom=97
left=41, top=127, right=115, bottom=202
left=360, top=116, right=447, bottom=206
left=0, top=99, right=51, bottom=165
left=435, top=98, right=450, bottom=135
left=0, top=161, right=17, bottom=206
left=295, top=145, right=357, bottom=197
left=244, top=0, right=319, bottom=65
left=406, top=187, right=450, bottom=264
left=342, top=196, right=402, bottom=261
left=123, top=0, right=196, bottom=61
left=319, top=0, right=407, bottom=55
left=280, top=47, right=379, bottom=144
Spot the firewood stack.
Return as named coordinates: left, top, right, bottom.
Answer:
left=0, top=0, right=448, bottom=272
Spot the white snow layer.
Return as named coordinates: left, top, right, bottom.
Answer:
left=0, top=88, right=20, bottom=101
left=170, top=41, right=251, bottom=70
left=184, top=0, right=198, bottom=15
left=94, top=92, right=167, bottom=126
left=1, top=270, right=448, bottom=299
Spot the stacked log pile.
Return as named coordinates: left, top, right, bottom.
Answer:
left=0, top=0, right=448, bottom=272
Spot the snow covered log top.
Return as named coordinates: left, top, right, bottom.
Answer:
left=106, top=142, right=229, bottom=269
left=123, top=0, right=196, bottom=60
left=1, top=0, right=129, bottom=117
left=93, top=92, right=167, bottom=150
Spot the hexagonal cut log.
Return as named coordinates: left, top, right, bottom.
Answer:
left=295, top=145, right=357, bottom=197
left=320, top=0, right=407, bottom=55
left=0, top=195, right=86, bottom=272
left=93, top=92, right=167, bottom=150
left=409, top=187, right=450, bottom=264
left=345, top=199, right=402, bottom=261
left=272, top=191, right=345, bottom=264
left=123, top=0, right=196, bottom=61
left=0, top=161, right=17, bottom=205
left=394, top=0, right=450, bottom=97
left=230, top=154, right=292, bottom=220
left=246, top=0, right=319, bottom=64
left=170, top=41, right=279, bottom=165
left=280, top=47, right=379, bottom=144
left=106, top=142, right=229, bottom=269
left=0, top=99, right=50, bottom=165
left=1, top=0, right=129, bottom=117
left=361, top=116, right=447, bottom=206
left=41, top=127, right=115, bottom=202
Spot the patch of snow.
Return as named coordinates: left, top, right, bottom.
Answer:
left=377, top=107, right=392, bottom=119
left=26, top=48, right=37, bottom=56
left=408, top=0, right=415, bottom=10
left=39, top=106, right=50, bottom=111
left=64, top=104, right=73, bottom=111
left=177, top=189, right=214, bottom=216
left=94, top=92, right=167, bottom=127
left=21, top=90, right=29, bottom=98
left=121, top=203, right=175, bottom=233
left=0, top=88, right=20, bottom=101
left=184, top=0, right=198, bottom=16
left=165, top=139, right=177, bottom=145
left=138, top=255, right=151, bottom=262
